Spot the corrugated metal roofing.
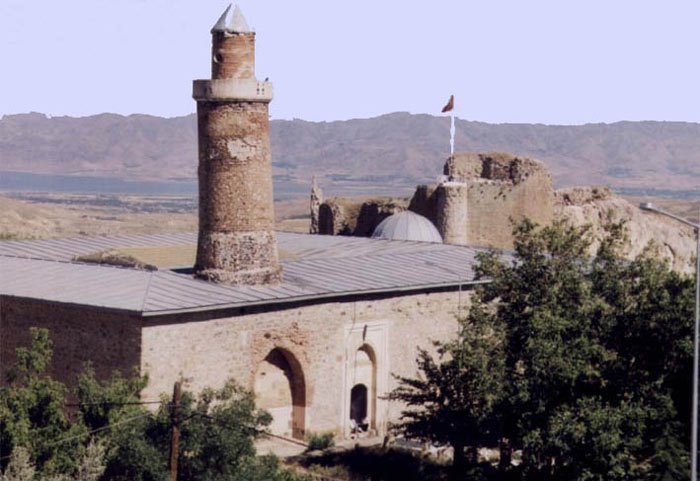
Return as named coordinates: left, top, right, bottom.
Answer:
left=0, top=232, right=491, bottom=316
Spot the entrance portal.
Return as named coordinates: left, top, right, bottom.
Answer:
left=349, top=345, right=376, bottom=432
left=254, top=348, right=306, bottom=439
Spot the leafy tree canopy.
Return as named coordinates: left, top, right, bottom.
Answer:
left=390, top=219, right=694, bottom=481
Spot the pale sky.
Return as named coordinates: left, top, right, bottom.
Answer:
left=1, top=0, right=699, bottom=124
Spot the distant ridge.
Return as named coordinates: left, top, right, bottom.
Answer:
left=1, top=112, right=698, bottom=192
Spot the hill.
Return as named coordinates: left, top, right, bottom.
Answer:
left=1, top=112, right=699, bottom=195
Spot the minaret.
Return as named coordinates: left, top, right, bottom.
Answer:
left=192, top=5, right=282, bottom=285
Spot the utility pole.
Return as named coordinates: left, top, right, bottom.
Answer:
left=169, top=381, right=181, bottom=481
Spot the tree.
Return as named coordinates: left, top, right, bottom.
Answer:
left=1, top=447, right=35, bottom=481
left=0, top=328, right=87, bottom=476
left=389, top=219, right=694, bottom=481
left=1, top=329, right=308, bottom=481
left=475, top=219, right=693, bottom=480
left=388, top=309, right=506, bottom=478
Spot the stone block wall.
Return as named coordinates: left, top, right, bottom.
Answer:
left=435, top=183, right=469, bottom=245
left=0, top=297, right=142, bottom=390
left=141, top=289, right=470, bottom=438
left=318, top=198, right=408, bottom=237
left=409, top=152, right=555, bottom=249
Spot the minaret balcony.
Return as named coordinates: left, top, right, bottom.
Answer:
left=193, top=79, right=273, bottom=102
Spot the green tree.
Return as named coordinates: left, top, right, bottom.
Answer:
left=475, top=219, right=693, bottom=480
left=0, top=328, right=87, bottom=476
left=1, top=329, right=307, bottom=481
left=388, top=310, right=506, bottom=478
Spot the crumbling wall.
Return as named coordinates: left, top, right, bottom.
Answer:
left=318, top=199, right=359, bottom=235
left=435, top=183, right=468, bottom=245
left=408, top=185, right=438, bottom=220
left=318, top=197, right=408, bottom=236
left=309, top=177, right=323, bottom=234
left=409, top=152, right=555, bottom=248
left=353, top=201, right=405, bottom=236
left=447, top=152, right=554, bottom=248
left=319, top=152, right=555, bottom=249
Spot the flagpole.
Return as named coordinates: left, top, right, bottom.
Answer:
left=441, top=94, right=455, bottom=158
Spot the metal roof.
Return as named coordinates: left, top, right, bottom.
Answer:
left=0, top=232, right=490, bottom=316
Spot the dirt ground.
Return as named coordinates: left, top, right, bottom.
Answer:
left=0, top=194, right=310, bottom=240
left=0, top=193, right=695, bottom=241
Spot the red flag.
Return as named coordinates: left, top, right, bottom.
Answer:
left=441, top=94, right=454, bottom=113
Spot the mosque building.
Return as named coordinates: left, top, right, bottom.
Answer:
left=0, top=5, right=489, bottom=441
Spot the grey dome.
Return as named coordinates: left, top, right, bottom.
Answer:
left=371, top=211, right=443, bottom=243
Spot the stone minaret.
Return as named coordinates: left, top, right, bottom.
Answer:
left=192, top=5, right=282, bottom=285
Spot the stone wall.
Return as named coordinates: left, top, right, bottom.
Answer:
left=318, top=198, right=408, bottom=237
left=0, top=297, right=142, bottom=389
left=140, top=289, right=470, bottom=438
left=435, top=183, right=468, bottom=245
left=408, top=152, right=555, bottom=249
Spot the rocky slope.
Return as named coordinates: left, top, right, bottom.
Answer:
left=555, top=187, right=696, bottom=273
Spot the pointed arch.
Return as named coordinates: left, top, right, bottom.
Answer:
left=254, top=347, right=306, bottom=439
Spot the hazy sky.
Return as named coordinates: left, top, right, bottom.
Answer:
left=1, top=0, right=699, bottom=124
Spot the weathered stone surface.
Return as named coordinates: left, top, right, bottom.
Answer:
left=408, top=185, right=438, bottom=221
left=555, top=186, right=696, bottom=273
left=318, top=197, right=408, bottom=236
left=194, top=26, right=281, bottom=285
left=195, top=230, right=282, bottom=284
left=211, top=32, right=255, bottom=80
left=353, top=200, right=405, bottom=237
left=140, top=289, right=470, bottom=437
left=318, top=199, right=355, bottom=235
left=408, top=152, right=555, bottom=248
left=309, top=177, right=323, bottom=234
left=435, top=183, right=468, bottom=245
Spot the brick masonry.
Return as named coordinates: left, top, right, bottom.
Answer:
left=194, top=27, right=282, bottom=285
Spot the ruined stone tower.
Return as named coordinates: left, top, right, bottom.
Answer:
left=192, top=5, right=282, bottom=285
left=435, top=180, right=469, bottom=245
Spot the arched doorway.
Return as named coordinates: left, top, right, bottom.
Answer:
left=254, top=348, right=306, bottom=439
left=349, top=344, right=377, bottom=432
left=350, top=384, right=368, bottom=431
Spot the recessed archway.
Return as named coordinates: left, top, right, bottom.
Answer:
left=253, top=348, right=306, bottom=439
left=350, top=344, right=377, bottom=432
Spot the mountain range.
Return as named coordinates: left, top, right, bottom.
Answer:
left=1, top=112, right=698, bottom=195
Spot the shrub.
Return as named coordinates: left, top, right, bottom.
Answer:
left=306, top=432, right=335, bottom=451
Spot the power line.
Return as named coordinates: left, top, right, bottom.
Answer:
left=0, top=411, right=153, bottom=463
left=65, top=400, right=164, bottom=407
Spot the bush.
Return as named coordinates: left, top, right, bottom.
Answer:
left=306, top=432, right=335, bottom=451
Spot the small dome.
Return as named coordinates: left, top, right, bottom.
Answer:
left=371, top=211, right=443, bottom=243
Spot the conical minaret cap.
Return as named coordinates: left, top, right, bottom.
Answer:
left=211, top=4, right=231, bottom=33
left=229, top=5, right=251, bottom=32
left=211, top=4, right=252, bottom=34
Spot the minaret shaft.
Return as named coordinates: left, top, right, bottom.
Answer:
left=193, top=7, right=281, bottom=285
